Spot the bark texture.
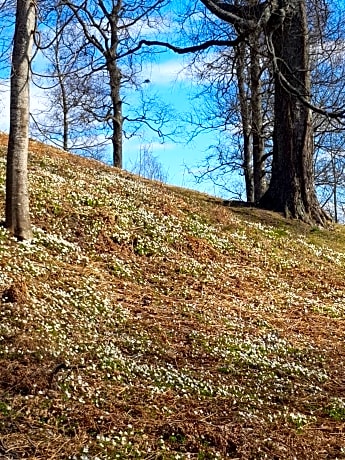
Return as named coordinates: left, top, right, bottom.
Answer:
left=235, top=32, right=266, bottom=204
left=106, top=0, right=123, bottom=168
left=108, top=57, right=123, bottom=168
left=6, top=0, right=35, bottom=240
left=236, top=42, right=254, bottom=203
left=259, top=0, right=329, bottom=224
left=250, top=33, right=266, bottom=201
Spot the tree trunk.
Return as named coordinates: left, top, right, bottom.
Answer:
left=259, top=0, right=329, bottom=224
left=108, top=59, right=123, bottom=168
left=236, top=42, right=254, bottom=202
left=108, top=4, right=123, bottom=169
left=56, top=63, right=69, bottom=151
left=55, top=39, right=69, bottom=151
left=250, top=33, right=266, bottom=201
left=6, top=0, right=35, bottom=240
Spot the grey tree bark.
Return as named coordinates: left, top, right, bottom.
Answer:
left=236, top=33, right=266, bottom=203
left=6, top=0, right=36, bottom=240
left=104, top=3, right=123, bottom=169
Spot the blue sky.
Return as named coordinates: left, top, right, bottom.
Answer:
left=121, top=52, right=221, bottom=193
left=0, top=50, right=229, bottom=198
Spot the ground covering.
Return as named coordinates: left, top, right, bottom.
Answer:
left=0, top=133, right=344, bottom=459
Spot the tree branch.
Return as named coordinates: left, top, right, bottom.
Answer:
left=267, top=34, right=345, bottom=120
left=199, top=0, right=266, bottom=30
left=117, top=36, right=244, bottom=60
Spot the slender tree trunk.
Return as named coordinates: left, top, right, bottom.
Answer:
left=250, top=33, right=266, bottom=201
left=108, top=2, right=123, bottom=168
left=331, top=150, right=338, bottom=222
left=108, top=59, right=123, bottom=168
left=62, top=85, right=69, bottom=151
left=236, top=42, right=254, bottom=202
left=55, top=40, right=69, bottom=151
left=259, top=0, right=329, bottom=224
left=6, top=0, right=35, bottom=240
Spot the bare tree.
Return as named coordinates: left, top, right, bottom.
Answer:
left=308, top=0, right=345, bottom=221
left=130, top=143, right=168, bottom=182
left=59, top=0, right=169, bottom=168
left=193, top=0, right=329, bottom=223
left=0, top=1, right=17, bottom=73
left=31, top=7, right=108, bottom=160
left=6, top=0, right=36, bottom=240
left=189, top=32, right=272, bottom=203
left=314, top=131, right=345, bottom=222
left=183, top=0, right=345, bottom=220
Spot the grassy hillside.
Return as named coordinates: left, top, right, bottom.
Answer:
left=0, top=133, right=344, bottom=459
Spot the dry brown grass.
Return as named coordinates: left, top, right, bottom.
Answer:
left=0, top=133, right=344, bottom=459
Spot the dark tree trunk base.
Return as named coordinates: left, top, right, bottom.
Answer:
left=259, top=189, right=332, bottom=226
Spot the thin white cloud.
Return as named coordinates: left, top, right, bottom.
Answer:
left=145, top=57, right=192, bottom=85
left=0, top=80, right=49, bottom=133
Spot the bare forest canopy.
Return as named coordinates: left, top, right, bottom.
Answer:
left=0, top=133, right=345, bottom=458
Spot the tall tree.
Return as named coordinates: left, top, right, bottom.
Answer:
left=182, top=0, right=345, bottom=216
left=190, top=33, right=271, bottom=203
left=249, top=30, right=267, bottom=202
left=257, top=0, right=327, bottom=223
left=60, top=0, right=168, bottom=168
left=309, top=0, right=345, bottom=221
left=6, top=0, right=36, bottom=240
left=137, top=0, right=343, bottom=223
left=197, top=0, right=332, bottom=223
left=31, top=7, right=108, bottom=160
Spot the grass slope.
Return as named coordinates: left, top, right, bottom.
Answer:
left=0, top=133, right=345, bottom=459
